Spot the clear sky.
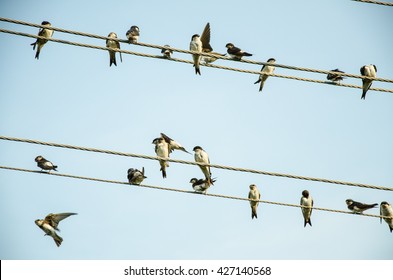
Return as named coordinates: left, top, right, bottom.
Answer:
left=0, top=0, right=392, bottom=260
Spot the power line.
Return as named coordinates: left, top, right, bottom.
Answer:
left=1, top=135, right=392, bottom=191
left=353, top=0, right=393, bottom=6
left=1, top=28, right=393, bottom=94
left=1, top=16, right=393, bottom=84
left=0, top=165, right=389, bottom=220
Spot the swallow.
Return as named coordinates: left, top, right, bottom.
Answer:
left=35, top=212, right=77, bottom=247
left=126, top=26, right=140, bottom=44
left=193, top=146, right=213, bottom=185
left=106, top=32, right=123, bottom=67
left=152, top=137, right=169, bottom=178
left=161, top=45, right=173, bottom=58
left=327, top=68, right=345, bottom=83
left=360, top=64, right=377, bottom=99
left=160, top=133, right=190, bottom=154
left=225, top=43, right=252, bottom=60
left=380, top=201, right=393, bottom=233
left=189, top=177, right=216, bottom=194
left=30, top=21, right=54, bottom=59
left=127, top=167, right=147, bottom=185
left=300, top=190, right=313, bottom=227
left=248, top=184, right=261, bottom=219
left=346, top=199, right=378, bottom=214
left=35, top=156, right=58, bottom=172
left=190, top=34, right=202, bottom=75
left=254, top=58, right=276, bottom=92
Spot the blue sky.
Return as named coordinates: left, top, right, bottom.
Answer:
left=1, top=0, right=393, bottom=260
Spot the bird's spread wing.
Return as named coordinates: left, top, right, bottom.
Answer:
left=200, top=23, right=213, bottom=52
left=45, top=213, right=77, bottom=229
left=160, top=133, right=173, bottom=144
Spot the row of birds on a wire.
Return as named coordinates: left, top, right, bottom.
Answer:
left=32, top=132, right=393, bottom=247
left=30, top=21, right=378, bottom=99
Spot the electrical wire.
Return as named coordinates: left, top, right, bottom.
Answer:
left=1, top=135, right=392, bottom=191
left=352, top=0, right=393, bottom=6
left=1, top=16, right=393, bottom=84
left=1, top=28, right=393, bottom=94
left=0, top=165, right=390, bottom=220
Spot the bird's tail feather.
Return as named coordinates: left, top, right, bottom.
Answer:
left=304, top=219, right=312, bottom=227
left=243, top=52, right=252, bottom=57
left=53, top=233, right=63, bottom=247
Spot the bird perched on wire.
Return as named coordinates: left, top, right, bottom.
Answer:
left=326, top=68, right=345, bottom=83
left=35, top=212, right=77, bottom=247
left=127, top=167, right=147, bottom=185
left=254, top=58, right=276, bottom=92
left=160, top=132, right=190, bottom=154
left=152, top=137, right=170, bottom=178
left=161, top=45, right=173, bottom=58
left=190, top=34, right=203, bottom=75
left=106, top=32, right=123, bottom=67
left=193, top=146, right=213, bottom=186
left=346, top=199, right=378, bottom=214
left=380, top=201, right=393, bottom=233
left=35, top=156, right=58, bottom=172
left=189, top=177, right=216, bottom=194
left=225, top=43, right=252, bottom=60
left=126, top=25, right=140, bottom=44
left=31, top=21, right=54, bottom=59
left=360, top=64, right=377, bottom=100
left=300, top=190, right=313, bottom=227
left=198, top=23, right=226, bottom=65
left=248, top=184, right=261, bottom=219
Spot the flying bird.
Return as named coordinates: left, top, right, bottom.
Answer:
left=248, top=184, right=261, bottom=219
left=127, top=167, right=147, bottom=185
left=31, top=21, right=54, bottom=59
left=327, top=68, right=345, bottom=83
left=300, top=190, right=313, bottom=227
left=254, top=58, right=276, bottom=92
left=225, top=43, right=252, bottom=60
left=360, top=64, right=377, bottom=99
left=152, top=137, right=170, bottom=178
left=189, top=177, right=215, bottom=194
left=35, top=212, right=77, bottom=247
left=126, top=25, right=140, bottom=44
left=380, top=201, right=393, bottom=233
left=106, top=32, right=122, bottom=67
left=160, top=133, right=190, bottom=154
left=190, top=34, right=202, bottom=75
left=198, top=22, right=225, bottom=65
left=193, top=146, right=213, bottom=186
left=346, top=199, right=378, bottom=214
left=161, top=45, right=173, bottom=58
left=35, top=156, right=58, bottom=172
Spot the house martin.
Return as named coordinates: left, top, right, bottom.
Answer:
left=380, top=201, right=393, bottom=233
left=190, top=34, right=202, bottom=75
left=35, top=212, right=77, bottom=247
left=35, top=156, right=57, bottom=172
left=152, top=137, right=169, bottom=178
left=254, top=58, right=276, bottom=92
left=225, top=43, right=252, bottom=60
left=189, top=177, right=215, bottom=194
left=360, top=64, right=377, bottom=99
left=160, top=133, right=190, bottom=154
left=31, top=21, right=54, bottom=59
left=126, top=26, right=140, bottom=44
left=327, top=68, right=345, bottom=83
left=300, top=190, right=313, bottom=227
left=346, top=199, right=378, bottom=214
left=248, top=184, right=261, bottom=219
left=127, top=167, right=147, bottom=185
left=193, top=146, right=213, bottom=185
left=106, top=32, right=122, bottom=67
left=161, top=45, right=173, bottom=58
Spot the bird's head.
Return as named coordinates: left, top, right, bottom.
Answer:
left=193, top=146, right=202, bottom=152
left=345, top=199, right=353, bottom=206
left=302, top=190, right=309, bottom=198
left=225, top=43, right=234, bottom=49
